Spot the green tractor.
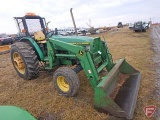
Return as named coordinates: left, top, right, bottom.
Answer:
left=0, top=106, right=36, bottom=120
left=9, top=13, right=141, bottom=119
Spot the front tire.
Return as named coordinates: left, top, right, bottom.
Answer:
left=10, top=42, right=39, bottom=80
left=53, top=67, right=80, bottom=96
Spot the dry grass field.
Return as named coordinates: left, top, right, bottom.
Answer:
left=0, top=27, right=158, bottom=120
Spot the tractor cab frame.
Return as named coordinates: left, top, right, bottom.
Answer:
left=14, top=13, right=48, bottom=37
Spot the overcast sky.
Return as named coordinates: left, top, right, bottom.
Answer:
left=0, top=0, right=159, bottom=34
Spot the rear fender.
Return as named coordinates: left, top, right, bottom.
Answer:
left=20, top=37, right=44, bottom=61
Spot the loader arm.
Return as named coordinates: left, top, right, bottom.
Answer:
left=48, top=38, right=141, bottom=119
left=48, top=38, right=102, bottom=89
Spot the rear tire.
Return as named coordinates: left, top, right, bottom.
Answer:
left=10, top=42, right=39, bottom=80
left=53, top=67, right=80, bottom=96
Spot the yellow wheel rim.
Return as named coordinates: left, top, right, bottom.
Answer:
left=57, top=76, right=69, bottom=92
left=13, top=52, right=25, bottom=74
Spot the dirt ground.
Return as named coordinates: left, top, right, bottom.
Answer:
left=0, top=27, right=159, bottom=120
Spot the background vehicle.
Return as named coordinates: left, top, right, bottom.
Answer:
left=77, top=28, right=88, bottom=35
left=13, top=33, right=23, bottom=41
left=128, top=23, right=134, bottom=30
left=86, top=23, right=97, bottom=34
left=133, top=21, right=146, bottom=32
left=143, top=22, right=151, bottom=29
left=117, top=22, right=123, bottom=28
left=66, top=28, right=75, bottom=35
left=0, top=34, right=14, bottom=45
left=57, top=29, right=68, bottom=36
left=11, top=13, right=141, bottom=119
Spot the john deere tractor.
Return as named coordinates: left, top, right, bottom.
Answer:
left=10, top=13, right=141, bottom=119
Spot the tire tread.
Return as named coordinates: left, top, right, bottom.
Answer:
left=11, top=42, right=39, bottom=80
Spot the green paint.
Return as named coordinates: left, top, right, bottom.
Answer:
left=0, top=106, right=36, bottom=120
left=51, top=35, right=94, bottom=43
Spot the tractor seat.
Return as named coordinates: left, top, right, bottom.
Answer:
left=34, top=31, right=46, bottom=43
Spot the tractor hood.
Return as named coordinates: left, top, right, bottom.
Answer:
left=51, top=35, right=94, bottom=45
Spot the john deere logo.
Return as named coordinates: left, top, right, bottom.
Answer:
left=79, top=50, right=83, bottom=55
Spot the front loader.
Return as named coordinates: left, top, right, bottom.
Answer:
left=11, top=13, right=141, bottom=119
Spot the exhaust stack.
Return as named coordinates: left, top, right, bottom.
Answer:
left=70, top=8, right=78, bottom=36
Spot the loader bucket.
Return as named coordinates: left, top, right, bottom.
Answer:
left=94, top=58, right=141, bottom=119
